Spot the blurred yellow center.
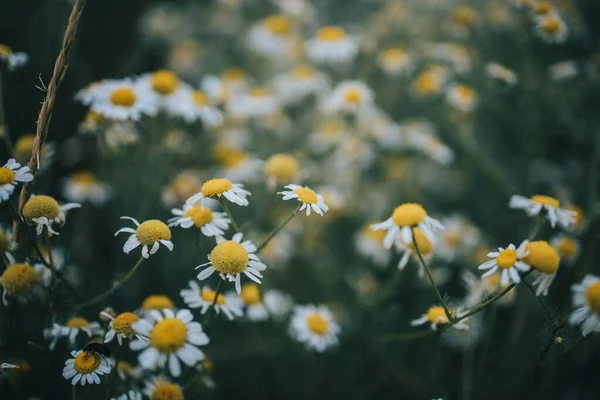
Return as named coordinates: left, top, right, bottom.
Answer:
left=142, top=295, right=174, bottom=310
left=110, top=87, right=137, bottom=107
left=201, top=289, right=225, bottom=305
left=265, top=154, right=299, bottom=181
left=496, top=249, right=517, bottom=269
left=249, top=87, right=271, bottom=98
left=211, top=241, right=248, bottom=275
left=317, top=26, right=346, bottom=41
left=241, top=283, right=261, bottom=305
left=221, top=68, right=246, bottom=82
left=585, top=282, right=600, bottom=315
left=290, top=65, right=315, bottom=79
left=113, top=312, right=139, bottom=336
left=14, top=135, right=36, bottom=162
left=294, top=187, right=318, bottom=204
left=556, top=237, right=578, bottom=259
left=184, top=206, right=214, bottom=227
left=192, top=90, right=210, bottom=106
left=444, top=231, right=462, bottom=247
left=408, top=228, right=433, bottom=254
left=306, top=313, right=328, bottom=335
left=0, top=167, right=15, bottom=185
left=456, top=85, right=475, bottom=100
left=523, top=241, right=560, bottom=274
left=452, top=6, right=476, bottom=26
left=66, top=317, right=89, bottom=328
left=542, top=18, right=561, bottom=34
left=151, top=380, right=184, bottom=400
left=391, top=203, right=427, bottom=227
left=150, top=318, right=187, bottom=353
left=414, top=71, right=439, bottom=95
left=136, top=220, right=172, bottom=245
left=151, top=70, right=179, bottom=95
left=426, top=306, right=450, bottom=323
left=364, top=225, right=386, bottom=243
left=71, top=171, right=97, bottom=189
left=344, top=89, right=363, bottom=104
left=201, top=178, right=233, bottom=197
left=117, top=360, right=133, bottom=375
left=22, top=195, right=60, bottom=222
left=263, top=15, right=292, bottom=35
left=533, top=2, right=553, bottom=15
left=381, top=48, right=406, bottom=65
left=531, top=195, right=559, bottom=208
left=0, top=44, right=12, bottom=55
left=1, top=264, right=40, bottom=297
left=74, top=352, right=100, bottom=374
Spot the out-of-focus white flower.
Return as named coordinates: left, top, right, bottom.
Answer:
left=88, top=79, right=158, bottom=121
left=45, top=317, right=103, bottom=351
left=321, top=81, right=374, bottom=115
left=305, top=26, right=358, bottom=65
left=63, top=171, right=111, bottom=205
left=0, top=44, right=28, bottom=70
left=377, top=48, right=414, bottom=76
left=549, top=60, right=577, bottom=80
left=509, top=194, right=577, bottom=229
left=569, top=275, right=600, bottom=336
left=271, top=65, right=329, bottom=105
left=445, top=83, right=477, bottom=113
left=247, top=15, right=294, bottom=57
left=534, top=12, right=568, bottom=44
left=289, top=305, right=340, bottom=352
left=485, top=62, right=518, bottom=85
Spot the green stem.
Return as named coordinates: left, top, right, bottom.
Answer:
left=411, top=227, right=453, bottom=321
left=219, top=199, right=241, bottom=233
left=522, top=277, right=554, bottom=318
left=256, top=204, right=300, bottom=253
left=527, top=215, right=545, bottom=241
left=74, top=256, right=144, bottom=310
left=72, top=384, right=76, bottom=400
left=203, top=279, right=223, bottom=327
left=379, top=329, right=437, bottom=342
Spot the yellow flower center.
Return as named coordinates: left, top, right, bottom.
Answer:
left=363, top=224, right=386, bottom=243
left=200, top=289, right=225, bottom=305
left=117, top=360, right=133, bottom=375
left=249, top=87, right=271, bottom=98
left=530, top=195, right=560, bottom=208
left=201, top=178, right=233, bottom=198
left=533, top=2, right=553, bottom=15
left=265, top=154, right=299, bottom=181
left=523, top=241, right=560, bottom=274
left=263, top=15, right=292, bottom=35
left=14, top=134, right=36, bottom=162
left=306, top=312, right=329, bottom=335
left=221, top=68, right=246, bottom=82
left=110, top=87, right=137, bottom=107
left=426, top=306, right=451, bottom=323
left=496, top=249, right=517, bottom=269
left=170, top=175, right=201, bottom=201
left=210, top=241, right=249, bottom=275
left=381, top=48, right=406, bottom=65
left=150, top=318, right=188, bottom=353
left=240, top=283, right=261, bottom=305
left=202, top=356, right=213, bottom=371
left=85, top=111, right=104, bottom=125
left=112, top=312, right=140, bottom=336
left=0, top=44, right=12, bottom=55
left=74, top=352, right=101, bottom=374
left=316, top=26, right=347, bottom=42
left=142, top=295, right=174, bottom=311
left=192, top=90, right=210, bottom=106
left=22, top=195, right=61, bottom=222
left=414, top=71, right=440, bottom=95
left=293, top=187, right=318, bottom=204
left=1, top=264, right=40, bottom=297
left=556, top=237, right=578, bottom=259
left=486, top=273, right=501, bottom=287
left=151, top=70, right=179, bottom=95
left=391, top=203, right=427, bottom=227
left=408, top=227, right=433, bottom=255
left=444, top=231, right=462, bottom=247
left=585, top=282, right=600, bottom=315
left=65, top=317, right=90, bottom=328
left=344, top=89, right=363, bottom=104
left=136, top=220, right=172, bottom=245
left=184, top=206, right=214, bottom=228
left=0, top=167, right=16, bottom=185
left=151, top=380, right=184, bottom=400
left=456, top=85, right=475, bottom=101
left=290, top=65, right=315, bottom=79
left=212, top=146, right=247, bottom=168
left=71, top=171, right=97, bottom=189
left=542, top=17, right=561, bottom=34
left=452, top=6, right=476, bottom=26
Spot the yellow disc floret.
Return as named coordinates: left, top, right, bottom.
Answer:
left=1, top=264, right=40, bottom=297
left=240, top=283, right=261, bottom=305
left=530, top=195, right=560, bottom=208
left=542, top=17, right=561, bottom=34
left=426, top=306, right=451, bottom=323
left=74, top=351, right=101, bottom=374
left=200, top=289, right=225, bottom=305
left=523, top=241, right=560, bottom=274
left=65, top=317, right=89, bottom=328
left=391, top=203, right=427, bottom=227
left=150, top=318, right=187, bottom=353
left=14, top=135, right=36, bottom=163
left=221, top=67, right=246, bottom=83
left=110, top=87, right=137, bottom=107
left=151, top=70, right=179, bottom=95
left=316, top=26, right=347, bottom=42
left=210, top=241, right=248, bottom=275
left=585, top=282, right=600, bottom=315
left=263, top=15, right=292, bottom=35
left=362, top=224, right=386, bottom=243
left=408, top=227, right=433, bottom=255
left=555, top=237, right=578, bottom=259
left=22, top=195, right=60, bottom=222
left=0, top=167, right=15, bottom=185
left=151, top=379, right=184, bottom=400
left=294, top=187, right=318, bottom=204
left=344, top=88, right=363, bottom=104
left=0, top=44, right=12, bottom=56
left=112, top=312, right=140, bottom=336
left=496, top=248, right=517, bottom=269
left=71, top=171, right=98, bottom=190
left=249, top=87, right=271, bottom=98
left=306, top=312, right=329, bottom=335
left=136, top=220, right=172, bottom=245
left=142, top=295, right=175, bottom=311
left=192, top=90, right=210, bottom=106
left=184, top=206, right=214, bottom=228
left=201, top=178, right=233, bottom=198
left=452, top=6, right=477, bottom=27
left=265, top=154, right=299, bottom=181
left=290, top=65, right=315, bottom=79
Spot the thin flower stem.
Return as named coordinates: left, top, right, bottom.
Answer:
left=74, top=256, right=144, bottom=310
left=522, top=277, right=554, bottom=318
left=411, top=227, right=453, bottom=321
left=72, top=384, right=76, bottom=400
left=256, top=204, right=301, bottom=253
left=379, top=329, right=437, bottom=342
left=203, top=279, right=223, bottom=328
left=219, top=199, right=241, bottom=233
left=528, top=215, right=545, bottom=241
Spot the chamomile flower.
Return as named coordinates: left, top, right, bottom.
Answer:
left=322, top=81, right=374, bottom=115
left=279, top=184, right=329, bottom=216
left=196, top=232, right=267, bottom=294
left=411, top=305, right=469, bottom=331
left=478, top=241, right=530, bottom=286
left=137, top=70, right=191, bottom=105
left=263, top=289, right=294, bottom=318
left=22, top=195, right=80, bottom=236
left=247, top=15, right=294, bottom=57
left=90, top=79, right=158, bottom=121
left=0, top=44, right=28, bottom=70
left=130, top=309, right=209, bottom=377
left=485, top=62, right=518, bottom=85
left=116, top=360, right=143, bottom=381
left=111, top=390, right=142, bottom=400
left=179, top=281, right=243, bottom=320
left=62, top=349, right=111, bottom=386
left=264, top=153, right=301, bottom=188
left=271, top=65, right=329, bottom=105
left=445, top=83, right=477, bottom=112
left=101, top=311, right=145, bottom=346
left=63, top=171, right=111, bottom=205
left=186, top=178, right=250, bottom=207
left=45, top=317, right=104, bottom=351
left=168, top=203, right=230, bottom=237
left=534, top=12, right=568, bottom=43
left=549, top=60, right=578, bottom=80
left=462, top=270, right=516, bottom=307
left=411, top=65, right=450, bottom=97
left=289, top=305, right=340, bottom=352
left=394, top=227, right=433, bottom=277
left=450, top=6, right=478, bottom=37
left=570, top=275, right=600, bottom=336
left=551, top=234, right=580, bottom=264
left=377, top=48, right=413, bottom=77
left=371, top=203, right=443, bottom=250
left=115, top=217, right=173, bottom=259
left=355, top=222, right=391, bottom=268
left=161, top=172, right=203, bottom=207
left=436, top=215, right=480, bottom=263
left=13, top=134, right=55, bottom=166
left=523, top=241, right=560, bottom=296
left=0, top=158, right=33, bottom=202
left=0, top=263, right=40, bottom=305
left=143, top=377, right=184, bottom=400
left=227, top=87, right=279, bottom=118
left=305, top=26, right=358, bottom=65
left=509, top=194, right=577, bottom=229
left=141, top=295, right=175, bottom=313
left=240, top=283, right=269, bottom=321
left=307, top=120, right=347, bottom=154
left=166, top=89, right=224, bottom=127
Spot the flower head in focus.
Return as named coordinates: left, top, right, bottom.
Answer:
left=509, top=194, right=577, bottom=229
left=0, top=158, right=33, bottom=202
left=115, top=217, right=173, bottom=259
left=478, top=241, right=530, bottom=286
left=186, top=178, right=250, bottom=207
left=22, top=195, right=80, bottom=236
left=168, top=203, right=230, bottom=237
left=371, top=203, right=443, bottom=249
left=279, top=184, right=329, bottom=216
left=62, top=349, right=111, bottom=386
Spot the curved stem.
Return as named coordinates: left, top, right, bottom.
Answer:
left=203, top=279, right=223, bottom=328
left=219, top=199, right=241, bottom=233
left=257, top=205, right=301, bottom=253
left=411, top=227, right=453, bottom=321
left=74, top=256, right=144, bottom=310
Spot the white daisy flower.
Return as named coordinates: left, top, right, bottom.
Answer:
left=371, top=203, right=443, bottom=250
left=305, top=26, right=358, bottom=65
left=247, top=15, right=294, bottom=57
left=63, top=171, right=111, bottom=205
left=22, top=195, right=80, bottom=236
left=240, top=283, right=269, bottom=322
left=143, top=377, right=184, bottom=400
left=264, top=153, right=301, bottom=189
left=509, top=194, right=577, bottom=229
left=168, top=203, right=230, bottom=237
left=179, top=280, right=243, bottom=320
left=186, top=178, right=251, bottom=207
left=394, top=227, right=434, bottom=277
left=377, top=48, right=414, bottom=77
left=136, top=70, right=192, bottom=106
left=322, top=81, right=374, bottom=116
left=427, top=42, right=472, bottom=74
left=165, top=88, right=224, bottom=127
left=355, top=222, right=391, bottom=268
left=289, top=304, right=340, bottom=352
left=0, top=44, right=28, bottom=70
left=271, top=65, right=329, bottom=106
left=89, top=79, right=158, bottom=121
left=278, top=184, right=328, bottom=216
left=478, top=241, right=530, bottom=286
left=0, top=158, right=33, bottom=202
left=411, top=305, right=470, bottom=331
left=100, top=311, right=145, bottom=346
left=0, top=263, right=40, bottom=305
left=462, top=270, right=516, bottom=308
left=534, top=12, right=568, bottom=44
left=485, top=62, right=518, bottom=85
left=569, top=275, right=600, bottom=336
left=110, top=390, right=142, bottom=400
left=263, top=289, right=294, bottom=319
left=445, top=83, right=477, bottom=113
left=522, top=241, right=561, bottom=296
left=549, top=60, right=578, bottom=81
left=435, top=215, right=480, bottom=263
left=196, top=233, right=267, bottom=294
left=44, top=317, right=104, bottom=351
left=130, top=309, right=209, bottom=377
left=227, top=87, right=280, bottom=118
left=115, top=217, right=173, bottom=259
left=550, top=234, right=580, bottom=265
left=62, top=349, right=111, bottom=386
